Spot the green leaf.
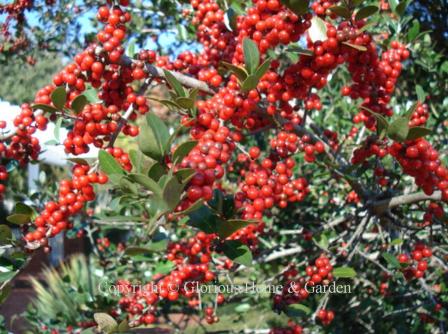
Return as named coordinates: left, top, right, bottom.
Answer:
left=390, top=238, right=403, bottom=246
left=332, top=267, right=357, bottom=278
left=225, top=7, right=238, bottom=31
left=50, top=86, right=67, bottom=109
left=235, top=303, right=251, bottom=313
left=148, top=162, right=166, bottom=181
left=174, top=199, right=204, bottom=216
left=407, top=19, right=420, bottom=42
left=363, top=108, right=389, bottom=138
left=216, top=219, right=254, bottom=239
left=241, top=75, right=258, bottom=93
left=163, top=69, right=186, bottom=97
left=54, top=117, right=62, bottom=142
left=395, top=0, right=407, bottom=16
left=127, top=38, right=136, bottom=57
left=309, top=16, right=327, bottom=43
left=119, top=177, right=138, bottom=195
left=243, top=38, right=260, bottom=75
left=286, top=303, right=312, bottom=317
left=416, top=85, right=426, bottom=102
left=148, top=97, right=181, bottom=110
left=175, top=97, right=195, bottom=109
left=153, top=261, right=175, bottom=275
left=129, top=149, right=153, bottom=174
left=31, top=104, right=58, bottom=113
left=313, top=233, right=329, bottom=250
left=93, top=313, right=118, bottom=334
left=0, top=284, right=11, bottom=304
left=124, top=246, right=153, bottom=256
left=188, top=205, right=220, bottom=234
left=84, top=86, right=101, bottom=103
left=71, top=95, right=88, bottom=114
left=163, top=176, right=185, bottom=210
left=173, top=141, right=197, bottom=164
left=252, top=58, right=271, bottom=83
left=220, top=61, right=249, bottom=82
left=286, top=46, right=314, bottom=56
left=6, top=214, right=30, bottom=225
left=406, top=126, right=432, bottom=140
left=0, top=225, right=12, bottom=243
left=67, top=158, right=90, bottom=165
left=117, top=319, right=130, bottom=333
left=138, top=113, right=170, bottom=161
left=329, top=5, right=351, bottom=19
left=281, top=0, right=309, bottom=15
left=355, top=5, right=378, bottom=21
left=175, top=168, right=196, bottom=184
left=98, top=150, right=125, bottom=176
left=14, top=203, right=33, bottom=215
left=382, top=252, right=400, bottom=268
left=342, top=42, right=367, bottom=51
left=387, top=117, right=409, bottom=142
left=128, top=173, right=162, bottom=196
left=222, top=240, right=253, bottom=266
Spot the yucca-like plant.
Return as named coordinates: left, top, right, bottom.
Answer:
left=27, top=254, right=113, bottom=328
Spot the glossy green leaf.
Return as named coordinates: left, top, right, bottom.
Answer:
left=243, top=38, right=260, bottom=74
left=71, top=94, right=88, bottom=114
left=31, top=104, right=58, bottom=113
left=93, top=313, right=118, bottom=334
left=406, top=126, right=432, bottom=140
left=6, top=214, right=30, bottom=225
left=355, top=5, right=378, bottom=21
left=332, top=266, right=357, bottom=278
left=342, top=42, right=367, bottom=51
left=382, top=252, right=400, bottom=268
left=138, top=113, right=170, bottom=161
left=222, top=240, right=253, bottom=266
left=329, top=5, right=351, bottom=19
left=163, top=176, right=185, bottom=210
left=175, top=97, right=195, bottom=109
left=216, top=219, right=254, bottom=239
left=14, top=203, right=33, bottom=215
left=50, top=86, right=67, bottom=109
left=387, top=117, right=409, bottom=142
left=395, top=0, right=407, bottom=16
left=98, top=150, right=125, bottom=176
left=286, top=303, right=312, bottom=317
left=175, top=168, right=196, bottom=184
left=220, top=61, right=249, bottom=82
left=0, top=225, right=12, bottom=243
left=128, top=173, right=162, bottom=196
left=416, top=85, right=426, bottom=102
left=163, top=69, right=186, bottom=97
left=173, top=140, right=197, bottom=164
left=148, top=162, right=165, bottom=182
left=281, top=0, right=309, bottom=15
left=309, top=16, right=327, bottom=43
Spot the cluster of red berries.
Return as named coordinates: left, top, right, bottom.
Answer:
left=24, top=164, right=108, bottom=248
left=236, top=157, right=310, bottom=219
left=311, top=0, right=338, bottom=17
left=389, top=138, right=448, bottom=201
left=269, top=321, right=303, bottom=334
left=118, top=231, right=219, bottom=326
left=317, top=308, right=335, bottom=326
left=270, top=128, right=325, bottom=162
left=409, top=102, right=429, bottom=127
left=420, top=202, right=445, bottom=227
left=348, top=39, right=409, bottom=128
left=96, top=237, right=111, bottom=252
left=397, top=244, right=432, bottom=279
left=305, top=254, right=334, bottom=284
left=346, top=190, right=360, bottom=203
left=351, top=135, right=388, bottom=164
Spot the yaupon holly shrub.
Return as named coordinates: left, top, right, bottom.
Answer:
left=0, top=0, right=447, bottom=333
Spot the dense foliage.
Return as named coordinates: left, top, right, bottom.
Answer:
left=0, top=0, right=447, bottom=333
